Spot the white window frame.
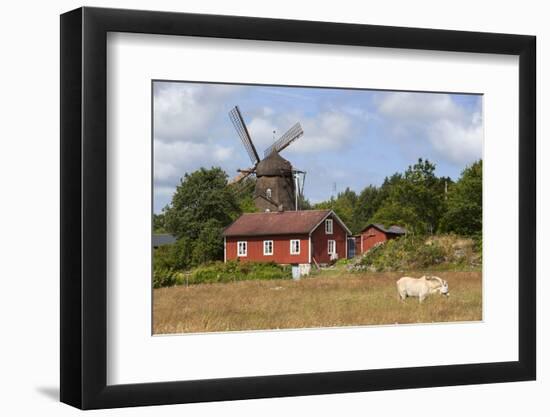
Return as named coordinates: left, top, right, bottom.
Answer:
left=263, top=240, right=274, bottom=256
left=290, top=239, right=300, bottom=255
left=328, top=239, right=336, bottom=255
left=325, top=218, right=333, bottom=234
left=237, top=241, right=247, bottom=257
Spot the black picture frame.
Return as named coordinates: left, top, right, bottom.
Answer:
left=60, top=6, right=536, bottom=410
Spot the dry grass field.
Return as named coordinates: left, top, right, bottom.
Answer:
left=153, top=269, right=482, bottom=334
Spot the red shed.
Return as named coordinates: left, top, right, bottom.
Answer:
left=223, top=210, right=352, bottom=270
left=358, top=223, right=407, bottom=254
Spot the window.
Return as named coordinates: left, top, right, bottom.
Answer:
left=263, top=240, right=273, bottom=256
left=237, top=241, right=247, bottom=257
left=290, top=239, right=300, bottom=255
left=328, top=239, right=336, bottom=255
left=266, top=188, right=272, bottom=199
left=325, top=218, right=333, bottom=234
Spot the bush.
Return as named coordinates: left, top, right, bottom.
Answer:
left=356, top=234, right=479, bottom=272
left=153, top=268, right=180, bottom=288
left=153, top=238, right=195, bottom=271
left=188, top=261, right=291, bottom=285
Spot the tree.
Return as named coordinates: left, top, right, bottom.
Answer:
left=191, top=218, right=225, bottom=265
left=439, top=160, right=482, bottom=235
left=162, top=167, right=241, bottom=268
left=353, top=185, right=381, bottom=232
left=232, top=177, right=258, bottom=215
left=164, top=167, right=241, bottom=240
left=153, top=213, right=166, bottom=233
left=371, top=159, right=445, bottom=234
left=313, top=187, right=358, bottom=232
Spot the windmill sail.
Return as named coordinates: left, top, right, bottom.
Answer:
left=264, top=122, right=304, bottom=157
left=229, top=106, right=260, bottom=165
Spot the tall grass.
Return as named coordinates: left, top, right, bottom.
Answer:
left=153, top=270, right=482, bottom=334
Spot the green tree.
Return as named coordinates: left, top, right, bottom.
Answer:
left=153, top=213, right=166, bottom=233
left=439, top=160, right=482, bottom=235
left=191, top=218, right=225, bottom=265
left=314, top=187, right=358, bottom=231
left=353, top=185, right=381, bottom=232
left=153, top=237, right=194, bottom=271
left=371, top=159, right=445, bottom=234
left=164, top=167, right=241, bottom=240
left=162, top=167, right=241, bottom=268
left=232, top=177, right=258, bottom=214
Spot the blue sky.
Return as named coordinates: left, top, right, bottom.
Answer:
left=153, top=81, right=482, bottom=213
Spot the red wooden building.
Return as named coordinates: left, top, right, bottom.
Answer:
left=356, top=223, right=407, bottom=254
left=223, top=210, right=352, bottom=271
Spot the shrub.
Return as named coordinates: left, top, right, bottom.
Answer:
left=356, top=234, right=478, bottom=272
left=188, top=261, right=291, bottom=285
left=153, top=268, right=179, bottom=288
left=153, top=238, right=194, bottom=272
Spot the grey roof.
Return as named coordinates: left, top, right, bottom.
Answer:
left=362, top=223, right=407, bottom=235
left=152, top=234, right=176, bottom=247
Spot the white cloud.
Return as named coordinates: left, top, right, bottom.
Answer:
left=245, top=110, right=354, bottom=156
left=154, top=139, right=235, bottom=184
left=376, top=92, right=482, bottom=165
left=429, top=117, right=483, bottom=164
left=154, top=82, right=239, bottom=143
left=152, top=82, right=246, bottom=210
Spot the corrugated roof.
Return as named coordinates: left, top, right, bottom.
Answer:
left=223, top=210, right=333, bottom=237
left=362, top=223, right=407, bottom=235
left=152, top=234, right=176, bottom=247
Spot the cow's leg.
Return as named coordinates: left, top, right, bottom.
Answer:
left=419, top=294, right=425, bottom=303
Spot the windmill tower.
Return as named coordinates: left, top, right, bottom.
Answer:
left=228, top=106, right=305, bottom=212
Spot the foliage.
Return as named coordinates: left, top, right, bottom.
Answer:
left=314, top=187, right=359, bottom=232
left=232, top=177, right=258, bottom=214
left=439, top=160, right=482, bottom=235
left=153, top=238, right=194, bottom=271
left=160, top=167, right=242, bottom=269
left=153, top=213, right=166, bottom=233
left=153, top=268, right=180, bottom=289
left=191, top=219, right=224, bottom=265
left=164, top=167, right=241, bottom=240
left=187, top=261, right=291, bottom=285
left=297, top=194, right=312, bottom=210
left=354, top=234, right=481, bottom=272
left=352, top=185, right=381, bottom=233
left=371, top=159, right=448, bottom=234
left=311, top=159, right=464, bottom=236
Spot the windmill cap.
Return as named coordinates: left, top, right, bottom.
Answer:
left=255, top=151, right=292, bottom=176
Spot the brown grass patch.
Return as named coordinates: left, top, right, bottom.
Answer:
left=153, top=271, right=482, bottom=334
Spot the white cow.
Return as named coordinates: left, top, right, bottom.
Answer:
left=396, top=276, right=449, bottom=303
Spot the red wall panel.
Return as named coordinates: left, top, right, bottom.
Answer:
left=310, top=214, right=348, bottom=264
left=360, top=226, right=392, bottom=253
left=226, top=234, right=309, bottom=264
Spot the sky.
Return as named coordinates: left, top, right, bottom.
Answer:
left=153, top=81, right=483, bottom=213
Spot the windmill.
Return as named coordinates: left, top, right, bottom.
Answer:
left=228, top=105, right=306, bottom=212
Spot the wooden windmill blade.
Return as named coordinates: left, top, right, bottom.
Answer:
left=264, top=122, right=304, bottom=157
left=229, top=106, right=260, bottom=165
left=228, top=167, right=255, bottom=184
